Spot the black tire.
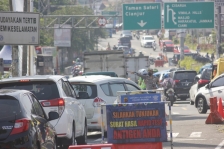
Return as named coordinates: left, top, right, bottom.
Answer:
left=76, top=122, right=87, bottom=145
left=190, top=100, right=194, bottom=105
left=197, top=97, right=208, bottom=114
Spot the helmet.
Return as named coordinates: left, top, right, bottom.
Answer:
left=138, top=69, right=148, bottom=75
left=163, top=73, right=170, bottom=79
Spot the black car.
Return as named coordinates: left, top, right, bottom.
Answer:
left=172, top=53, right=198, bottom=65
left=118, top=37, right=131, bottom=48
left=0, top=89, right=58, bottom=149
left=171, top=70, right=197, bottom=100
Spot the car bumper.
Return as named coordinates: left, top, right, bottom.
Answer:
left=0, top=131, right=33, bottom=149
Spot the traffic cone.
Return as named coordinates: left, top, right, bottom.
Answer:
left=218, top=98, right=224, bottom=118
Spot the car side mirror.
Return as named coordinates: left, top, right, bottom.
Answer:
left=48, top=112, right=59, bottom=121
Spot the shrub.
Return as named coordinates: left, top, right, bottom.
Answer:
left=179, top=56, right=205, bottom=73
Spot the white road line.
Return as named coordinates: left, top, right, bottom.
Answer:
left=172, top=112, right=179, bottom=115
left=182, top=107, right=187, bottom=110
left=174, top=139, right=206, bottom=141
left=215, top=140, right=224, bottom=149
left=87, top=132, right=101, bottom=135
left=94, top=138, right=103, bottom=142
left=167, top=133, right=179, bottom=138
left=189, top=132, right=202, bottom=137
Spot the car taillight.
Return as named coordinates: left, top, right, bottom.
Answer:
left=41, top=98, right=65, bottom=116
left=198, top=79, right=209, bottom=84
left=93, top=97, right=106, bottom=107
left=174, top=80, right=180, bottom=83
left=10, top=118, right=30, bottom=135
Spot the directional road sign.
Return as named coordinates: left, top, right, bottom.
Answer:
left=164, top=2, right=214, bottom=29
left=122, top=3, right=161, bottom=30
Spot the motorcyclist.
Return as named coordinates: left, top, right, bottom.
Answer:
left=160, top=73, right=175, bottom=96
left=113, top=45, right=117, bottom=50
left=131, top=68, right=159, bottom=90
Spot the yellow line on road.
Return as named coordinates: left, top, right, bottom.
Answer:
left=173, top=104, right=179, bottom=106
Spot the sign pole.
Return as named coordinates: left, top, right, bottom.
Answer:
left=217, top=6, right=221, bottom=59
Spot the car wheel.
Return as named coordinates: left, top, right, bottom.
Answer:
left=76, top=121, right=87, bottom=145
left=190, top=100, right=194, bottom=105
left=63, top=124, right=75, bottom=149
left=197, top=97, right=208, bottom=114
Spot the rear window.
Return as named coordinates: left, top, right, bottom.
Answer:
left=165, top=41, right=173, bottom=44
left=0, top=81, right=60, bottom=101
left=120, top=38, right=130, bottom=42
left=202, top=69, right=212, bottom=80
left=174, top=72, right=197, bottom=80
left=0, top=98, right=21, bottom=119
left=70, top=83, right=97, bottom=99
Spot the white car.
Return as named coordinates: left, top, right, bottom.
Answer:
left=69, top=75, right=140, bottom=130
left=194, top=73, right=224, bottom=114
left=0, top=75, right=87, bottom=148
left=140, top=35, right=155, bottom=48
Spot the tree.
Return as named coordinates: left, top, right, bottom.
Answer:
left=0, top=0, right=9, bottom=11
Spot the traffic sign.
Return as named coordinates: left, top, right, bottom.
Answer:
left=122, top=3, right=161, bottom=30
left=98, top=17, right=107, bottom=27
left=164, top=2, right=214, bottom=29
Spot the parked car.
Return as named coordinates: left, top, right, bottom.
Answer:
left=68, top=75, right=140, bottom=130
left=171, top=70, right=197, bottom=100
left=189, top=68, right=212, bottom=105
left=118, top=36, right=131, bottom=48
left=140, top=35, right=155, bottom=48
left=194, top=73, right=224, bottom=114
left=173, top=45, right=191, bottom=53
left=0, top=89, right=58, bottom=149
left=160, top=40, right=174, bottom=52
left=0, top=75, right=87, bottom=148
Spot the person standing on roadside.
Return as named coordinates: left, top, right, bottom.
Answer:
left=196, top=44, right=200, bottom=54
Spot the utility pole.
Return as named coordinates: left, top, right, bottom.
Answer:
left=216, top=6, right=221, bottom=59
left=179, top=29, right=186, bottom=61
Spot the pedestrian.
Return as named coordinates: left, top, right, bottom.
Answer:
left=196, top=44, right=200, bottom=53
left=131, top=68, right=159, bottom=90
left=211, top=53, right=215, bottom=62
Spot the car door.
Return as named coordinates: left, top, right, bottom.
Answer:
left=203, top=76, right=224, bottom=104
left=190, top=76, right=200, bottom=101
left=29, top=93, right=55, bottom=148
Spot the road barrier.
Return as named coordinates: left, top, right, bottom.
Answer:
left=205, top=97, right=223, bottom=124
left=218, top=98, right=224, bottom=118
left=155, top=60, right=164, bottom=67
left=68, top=144, right=115, bottom=149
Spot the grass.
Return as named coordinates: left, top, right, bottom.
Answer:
left=179, top=56, right=205, bottom=73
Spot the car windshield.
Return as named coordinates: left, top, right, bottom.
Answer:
left=0, top=81, right=60, bottom=101
left=0, top=98, right=21, bottom=119
left=70, top=83, right=97, bottom=99
left=174, top=72, right=197, bottom=81
left=165, top=41, right=173, bottom=44
left=202, top=69, right=212, bottom=80
left=145, top=37, right=154, bottom=40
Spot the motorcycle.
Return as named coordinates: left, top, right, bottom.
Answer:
left=165, top=88, right=176, bottom=106
left=149, top=57, right=155, bottom=65
left=71, top=66, right=80, bottom=77
left=153, top=45, right=156, bottom=51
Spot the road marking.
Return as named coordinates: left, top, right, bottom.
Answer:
left=174, top=139, right=206, bottom=141
left=182, top=107, right=187, bottom=110
left=172, top=112, right=179, bottom=115
left=215, top=140, right=224, bottom=149
left=87, top=132, right=101, bottom=136
left=173, top=104, right=179, bottom=106
left=167, top=133, right=179, bottom=138
left=189, top=132, right=202, bottom=137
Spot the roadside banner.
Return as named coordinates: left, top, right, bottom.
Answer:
left=120, top=93, right=161, bottom=103
left=106, top=102, right=167, bottom=144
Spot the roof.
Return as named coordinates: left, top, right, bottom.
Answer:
left=69, top=75, right=134, bottom=84
left=0, top=75, right=65, bottom=83
left=0, top=89, right=29, bottom=97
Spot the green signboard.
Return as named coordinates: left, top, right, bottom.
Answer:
left=122, top=3, right=161, bottom=30
left=164, top=2, right=214, bottom=29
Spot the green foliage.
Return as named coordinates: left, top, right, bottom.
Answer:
left=0, top=0, right=9, bottom=11
left=172, top=36, right=179, bottom=44
left=179, top=57, right=204, bottom=73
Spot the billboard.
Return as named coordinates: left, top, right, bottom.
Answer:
left=0, top=12, right=40, bottom=45
left=54, top=24, right=71, bottom=47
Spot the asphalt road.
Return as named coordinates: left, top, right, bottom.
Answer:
left=84, top=31, right=224, bottom=149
